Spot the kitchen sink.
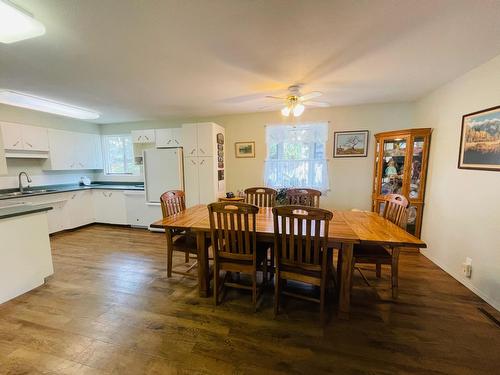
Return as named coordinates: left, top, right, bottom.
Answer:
left=0, top=189, right=58, bottom=198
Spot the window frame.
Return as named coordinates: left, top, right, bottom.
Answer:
left=102, top=134, right=139, bottom=176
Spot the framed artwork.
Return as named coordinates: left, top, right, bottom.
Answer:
left=458, top=105, right=500, bottom=171
left=333, top=130, right=369, bottom=157
left=235, top=141, right=255, bottom=158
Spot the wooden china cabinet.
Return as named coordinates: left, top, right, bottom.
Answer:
left=372, top=128, right=432, bottom=238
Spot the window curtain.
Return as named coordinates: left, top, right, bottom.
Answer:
left=264, top=123, right=329, bottom=191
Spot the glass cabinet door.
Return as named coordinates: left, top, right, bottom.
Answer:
left=410, top=136, right=425, bottom=200
left=379, top=137, right=407, bottom=196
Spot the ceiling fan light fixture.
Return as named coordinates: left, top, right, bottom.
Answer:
left=0, top=0, right=45, bottom=44
left=281, top=106, right=291, bottom=117
left=292, top=103, right=305, bottom=117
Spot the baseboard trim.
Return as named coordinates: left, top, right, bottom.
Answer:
left=420, top=250, right=500, bottom=312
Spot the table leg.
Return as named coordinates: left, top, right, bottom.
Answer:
left=197, top=231, right=210, bottom=297
left=338, top=242, right=353, bottom=319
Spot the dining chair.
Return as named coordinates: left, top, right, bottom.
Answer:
left=160, top=190, right=198, bottom=278
left=285, top=188, right=321, bottom=207
left=351, top=193, right=409, bottom=298
left=208, top=202, right=269, bottom=310
left=244, top=187, right=277, bottom=207
left=272, top=205, right=334, bottom=323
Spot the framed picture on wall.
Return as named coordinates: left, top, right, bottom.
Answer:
left=458, top=105, right=500, bottom=171
left=235, top=141, right=255, bottom=158
left=333, top=130, right=369, bottom=157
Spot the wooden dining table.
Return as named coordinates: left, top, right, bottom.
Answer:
left=151, top=205, right=426, bottom=318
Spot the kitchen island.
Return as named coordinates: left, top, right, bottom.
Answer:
left=0, top=204, right=53, bottom=304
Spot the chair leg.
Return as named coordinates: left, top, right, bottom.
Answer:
left=213, top=262, right=219, bottom=306
left=252, top=271, right=257, bottom=312
left=185, top=251, right=190, bottom=263
left=391, top=248, right=400, bottom=299
left=274, top=272, right=280, bottom=317
left=376, top=263, right=382, bottom=278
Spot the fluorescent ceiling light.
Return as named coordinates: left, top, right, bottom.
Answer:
left=0, top=90, right=100, bottom=120
left=0, top=0, right=45, bottom=43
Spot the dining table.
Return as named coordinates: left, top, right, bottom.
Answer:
left=151, top=204, right=426, bottom=318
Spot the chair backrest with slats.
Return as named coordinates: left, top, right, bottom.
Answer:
left=208, top=202, right=260, bottom=262
left=285, top=188, right=321, bottom=207
left=160, top=190, right=186, bottom=218
left=244, top=187, right=277, bottom=207
left=272, top=205, right=333, bottom=268
left=381, top=194, right=409, bottom=229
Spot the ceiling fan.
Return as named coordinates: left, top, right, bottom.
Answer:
left=265, top=85, right=330, bottom=117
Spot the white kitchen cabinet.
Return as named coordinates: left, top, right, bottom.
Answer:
left=198, top=157, right=216, bottom=204
left=182, top=124, right=198, bottom=157
left=184, top=157, right=200, bottom=207
left=131, top=129, right=155, bottom=144
left=0, top=130, right=7, bottom=175
left=0, top=122, right=49, bottom=152
left=66, top=190, right=94, bottom=229
left=124, top=191, right=162, bottom=228
left=21, top=125, right=49, bottom=151
left=196, top=123, right=214, bottom=157
left=44, top=129, right=103, bottom=171
left=155, top=128, right=183, bottom=148
left=93, top=189, right=127, bottom=225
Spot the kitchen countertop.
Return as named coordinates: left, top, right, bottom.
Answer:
left=0, top=204, right=53, bottom=220
left=0, top=182, right=144, bottom=201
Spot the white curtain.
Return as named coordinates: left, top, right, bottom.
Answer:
left=264, top=123, right=329, bottom=191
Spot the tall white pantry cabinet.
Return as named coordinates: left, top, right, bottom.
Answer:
left=182, top=122, right=225, bottom=208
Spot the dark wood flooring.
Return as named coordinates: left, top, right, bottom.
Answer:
left=0, top=224, right=498, bottom=374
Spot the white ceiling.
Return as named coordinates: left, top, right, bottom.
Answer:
left=1, top=0, right=500, bottom=123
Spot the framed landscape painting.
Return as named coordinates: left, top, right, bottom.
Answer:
left=333, top=130, right=369, bottom=157
left=458, top=105, right=500, bottom=171
left=235, top=141, right=255, bottom=158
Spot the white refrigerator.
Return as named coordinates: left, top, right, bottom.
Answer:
left=143, top=148, right=184, bottom=203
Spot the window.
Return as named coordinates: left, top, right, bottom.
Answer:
left=264, top=123, right=329, bottom=191
left=102, top=134, right=139, bottom=175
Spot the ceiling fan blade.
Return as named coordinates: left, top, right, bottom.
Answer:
left=303, top=100, right=330, bottom=108
left=299, top=91, right=322, bottom=101
left=258, top=104, right=283, bottom=111
left=265, top=95, right=286, bottom=100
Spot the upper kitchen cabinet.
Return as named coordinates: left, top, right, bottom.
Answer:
left=43, top=129, right=103, bottom=171
left=0, top=130, right=7, bottom=175
left=0, top=122, right=49, bottom=158
left=131, top=129, right=155, bottom=144
left=182, top=122, right=220, bottom=157
left=155, top=128, right=183, bottom=148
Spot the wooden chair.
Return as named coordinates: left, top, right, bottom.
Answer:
left=208, top=202, right=268, bottom=310
left=160, top=190, right=198, bottom=278
left=244, top=187, right=277, bottom=207
left=352, top=194, right=409, bottom=298
left=285, top=188, right=321, bottom=207
left=272, top=205, right=334, bottom=323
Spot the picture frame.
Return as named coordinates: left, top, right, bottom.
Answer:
left=235, top=141, right=255, bottom=158
left=458, top=105, right=500, bottom=171
left=333, top=130, right=369, bottom=157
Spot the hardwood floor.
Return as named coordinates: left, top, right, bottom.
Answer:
left=0, top=224, right=498, bottom=374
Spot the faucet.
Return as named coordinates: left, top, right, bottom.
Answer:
left=18, top=171, right=32, bottom=193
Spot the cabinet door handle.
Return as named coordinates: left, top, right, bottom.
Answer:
left=167, top=139, right=172, bottom=144
left=174, top=139, right=179, bottom=145
left=72, top=194, right=77, bottom=199
left=200, top=159, right=205, bottom=165
left=190, top=149, right=196, bottom=155
left=145, top=136, right=149, bottom=141
left=190, top=159, right=196, bottom=165
left=109, top=192, right=113, bottom=197
left=13, top=140, right=20, bottom=147
left=138, top=135, right=142, bottom=141
left=79, top=162, right=84, bottom=167
left=199, top=148, right=205, bottom=154
left=26, top=142, right=33, bottom=148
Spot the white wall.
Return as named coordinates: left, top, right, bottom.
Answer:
left=415, top=55, right=500, bottom=310
left=0, top=104, right=100, bottom=189
left=100, top=102, right=416, bottom=210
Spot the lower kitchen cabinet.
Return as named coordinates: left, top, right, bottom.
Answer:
left=66, top=190, right=94, bottom=228
left=124, top=190, right=162, bottom=228
left=93, top=189, right=127, bottom=225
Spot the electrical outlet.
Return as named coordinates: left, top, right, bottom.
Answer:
left=462, top=257, right=472, bottom=278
